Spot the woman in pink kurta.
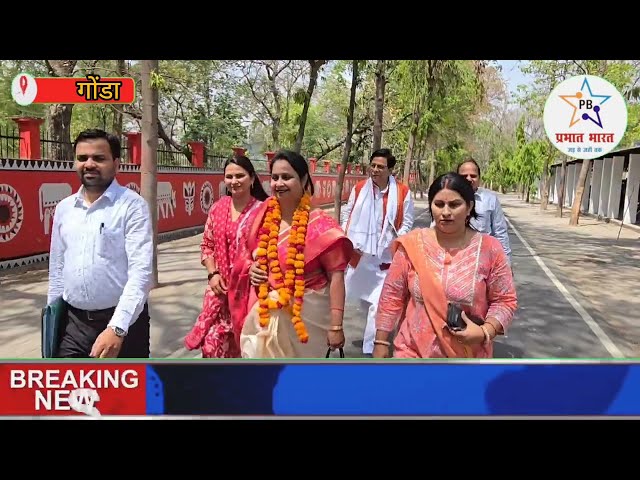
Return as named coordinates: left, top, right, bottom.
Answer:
left=184, top=156, right=268, bottom=358
left=373, top=172, right=517, bottom=358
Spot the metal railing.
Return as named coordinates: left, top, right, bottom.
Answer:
left=0, top=125, right=20, bottom=159
left=0, top=129, right=362, bottom=174
left=0, top=130, right=196, bottom=167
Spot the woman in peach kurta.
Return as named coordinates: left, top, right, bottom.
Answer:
left=373, top=172, right=517, bottom=358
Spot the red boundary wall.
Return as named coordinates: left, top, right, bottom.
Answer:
left=0, top=159, right=365, bottom=270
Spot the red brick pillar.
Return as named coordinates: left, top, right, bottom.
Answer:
left=124, top=132, right=142, bottom=165
left=189, top=141, right=205, bottom=168
left=308, top=157, right=317, bottom=173
left=324, top=161, right=331, bottom=173
left=265, top=151, right=276, bottom=169
left=11, top=117, right=44, bottom=160
left=232, top=146, right=247, bottom=158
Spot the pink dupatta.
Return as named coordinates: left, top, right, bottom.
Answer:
left=184, top=195, right=262, bottom=355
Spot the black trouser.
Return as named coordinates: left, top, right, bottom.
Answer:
left=56, top=303, right=150, bottom=358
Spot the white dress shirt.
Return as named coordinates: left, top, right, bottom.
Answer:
left=471, top=188, right=512, bottom=264
left=47, top=180, right=154, bottom=333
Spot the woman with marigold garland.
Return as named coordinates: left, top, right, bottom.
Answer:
left=240, top=150, right=354, bottom=358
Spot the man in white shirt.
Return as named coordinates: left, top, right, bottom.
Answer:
left=457, top=158, right=512, bottom=264
left=341, top=148, right=414, bottom=355
left=47, top=129, right=154, bottom=358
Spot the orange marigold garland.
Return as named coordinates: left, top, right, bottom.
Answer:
left=256, top=193, right=312, bottom=343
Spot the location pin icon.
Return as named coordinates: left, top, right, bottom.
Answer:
left=19, top=75, right=28, bottom=95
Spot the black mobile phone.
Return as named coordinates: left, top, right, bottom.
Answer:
left=446, top=303, right=466, bottom=331
left=446, top=303, right=485, bottom=331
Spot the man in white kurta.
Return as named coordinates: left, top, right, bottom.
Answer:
left=341, top=149, right=414, bottom=355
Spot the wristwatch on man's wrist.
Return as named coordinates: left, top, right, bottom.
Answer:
left=109, top=325, right=127, bottom=337
left=208, top=271, right=220, bottom=281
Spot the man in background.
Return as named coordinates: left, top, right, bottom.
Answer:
left=456, top=157, right=512, bottom=265
left=341, top=148, right=414, bottom=356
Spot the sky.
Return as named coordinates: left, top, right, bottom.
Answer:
left=496, top=60, right=536, bottom=101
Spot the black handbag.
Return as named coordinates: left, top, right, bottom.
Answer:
left=326, top=347, right=345, bottom=358
left=446, top=303, right=485, bottom=331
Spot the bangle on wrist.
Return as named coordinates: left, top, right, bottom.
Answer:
left=374, top=339, right=390, bottom=347
left=329, top=325, right=343, bottom=331
left=480, top=325, right=492, bottom=345
left=208, top=271, right=220, bottom=281
left=485, top=322, right=497, bottom=337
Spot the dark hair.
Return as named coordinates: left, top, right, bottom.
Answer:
left=428, top=172, right=479, bottom=229
left=224, top=155, right=269, bottom=201
left=269, top=150, right=315, bottom=196
left=370, top=148, right=396, bottom=170
left=457, top=157, right=481, bottom=178
left=73, top=129, right=121, bottom=160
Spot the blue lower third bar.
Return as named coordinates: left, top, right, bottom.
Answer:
left=147, top=363, right=640, bottom=416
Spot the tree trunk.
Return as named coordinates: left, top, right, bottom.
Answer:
left=417, top=160, right=425, bottom=199
left=112, top=60, right=126, bottom=137
left=372, top=60, right=386, bottom=151
left=570, top=159, right=591, bottom=226
left=428, top=148, right=436, bottom=187
left=557, top=158, right=567, bottom=218
left=334, top=60, right=358, bottom=220
left=415, top=134, right=427, bottom=196
left=47, top=104, right=74, bottom=161
left=294, top=60, right=326, bottom=154
left=44, top=60, right=77, bottom=161
left=540, top=153, right=551, bottom=210
left=403, top=104, right=420, bottom=183
left=141, top=60, right=159, bottom=287
left=271, top=118, right=281, bottom=151
left=526, top=184, right=531, bottom=203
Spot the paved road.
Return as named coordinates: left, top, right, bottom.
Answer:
left=493, top=219, right=612, bottom=358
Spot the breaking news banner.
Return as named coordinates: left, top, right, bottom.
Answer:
left=3, top=362, right=640, bottom=417
left=0, top=364, right=146, bottom=417
left=10, top=72, right=135, bottom=106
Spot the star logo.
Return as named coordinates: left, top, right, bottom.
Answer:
left=544, top=74, right=627, bottom=161
left=559, top=77, right=611, bottom=129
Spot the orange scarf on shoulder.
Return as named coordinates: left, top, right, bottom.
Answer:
left=392, top=230, right=472, bottom=358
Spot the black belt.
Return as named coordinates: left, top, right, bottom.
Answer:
left=380, top=263, right=391, bottom=271
left=67, top=304, right=116, bottom=322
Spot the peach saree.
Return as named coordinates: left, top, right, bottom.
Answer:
left=240, top=200, right=353, bottom=358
